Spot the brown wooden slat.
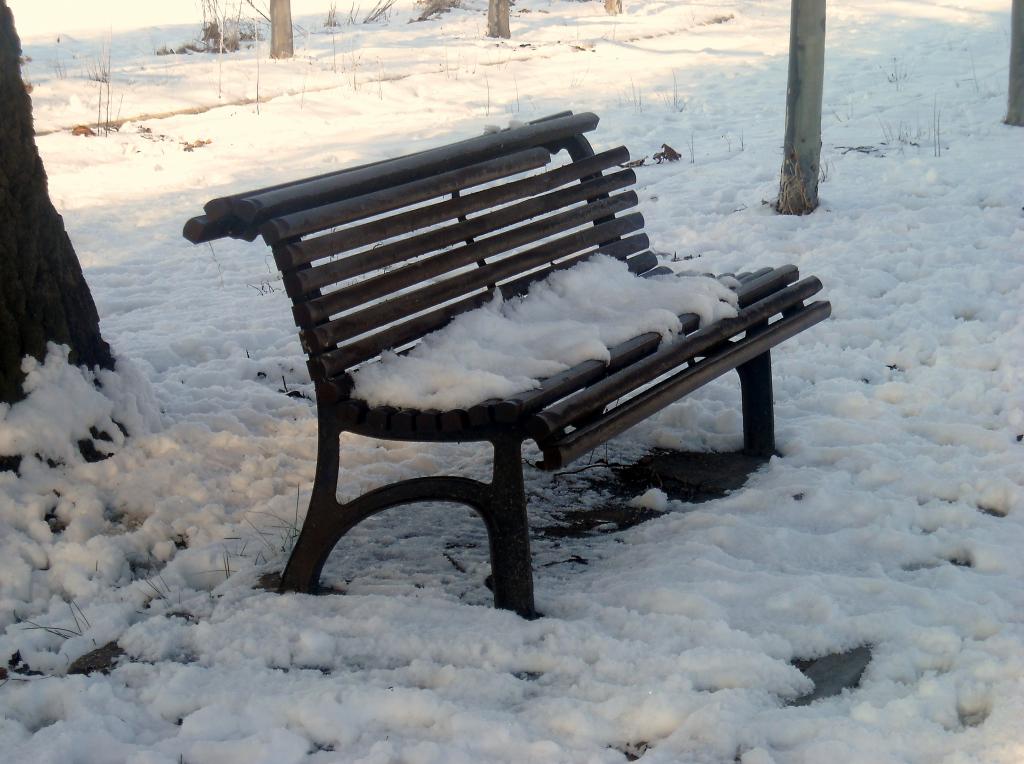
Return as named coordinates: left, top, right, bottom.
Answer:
left=261, top=148, right=552, bottom=245
left=538, top=302, right=832, bottom=469
left=275, top=147, right=631, bottom=269
left=391, top=409, right=418, bottom=434
left=527, top=277, right=825, bottom=440
left=749, top=267, right=774, bottom=278
left=415, top=411, right=441, bottom=433
left=624, top=250, right=657, bottom=274
left=183, top=214, right=237, bottom=244
left=229, top=113, right=601, bottom=225
left=336, top=400, right=366, bottom=426
left=302, top=213, right=645, bottom=353
left=468, top=400, right=500, bottom=427
left=204, top=154, right=403, bottom=221
left=290, top=171, right=638, bottom=300
left=366, top=406, right=396, bottom=430
left=495, top=234, right=649, bottom=301
left=439, top=409, right=470, bottom=432
left=737, top=266, right=799, bottom=307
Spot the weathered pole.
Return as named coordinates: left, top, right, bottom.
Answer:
left=1008, top=0, right=1024, bottom=125
left=270, top=0, right=294, bottom=59
left=777, top=0, right=826, bottom=215
left=487, top=0, right=510, bottom=39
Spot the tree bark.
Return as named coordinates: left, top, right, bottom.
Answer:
left=0, top=1, right=114, bottom=405
left=487, top=0, right=510, bottom=39
left=777, top=0, right=826, bottom=215
left=270, top=0, right=294, bottom=59
left=1008, top=0, right=1024, bottom=125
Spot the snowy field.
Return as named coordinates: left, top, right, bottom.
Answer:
left=2, top=0, right=1024, bottom=761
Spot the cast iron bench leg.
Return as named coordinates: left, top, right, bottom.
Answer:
left=737, top=349, right=776, bottom=457
left=280, top=421, right=538, bottom=617
left=279, top=409, right=345, bottom=593
left=485, top=435, right=537, bottom=618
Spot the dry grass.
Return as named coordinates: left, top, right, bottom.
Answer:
left=363, top=0, right=397, bottom=23
left=414, top=0, right=461, bottom=22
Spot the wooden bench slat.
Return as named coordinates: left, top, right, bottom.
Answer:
left=302, top=212, right=645, bottom=353
left=365, top=405, right=397, bottom=430
left=260, top=148, right=552, bottom=245
left=538, top=301, right=832, bottom=469
left=225, top=113, right=601, bottom=226
left=182, top=214, right=239, bottom=245
left=336, top=400, right=366, bottom=426
left=289, top=171, right=637, bottom=300
left=191, top=112, right=590, bottom=237
left=203, top=154, right=404, bottom=222
left=736, top=265, right=799, bottom=307
left=623, top=250, right=658, bottom=274
left=390, top=409, right=419, bottom=434
left=274, top=146, right=631, bottom=268
left=495, top=235, right=651, bottom=301
left=439, top=409, right=470, bottom=432
left=415, top=411, right=442, bottom=433
left=527, top=276, right=824, bottom=441
left=468, top=400, right=501, bottom=427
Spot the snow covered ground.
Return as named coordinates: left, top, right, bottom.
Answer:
left=2, top=0, right=1023, bottom=761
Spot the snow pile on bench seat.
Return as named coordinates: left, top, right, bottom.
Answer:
left=351, top=255, right=739, bottom=410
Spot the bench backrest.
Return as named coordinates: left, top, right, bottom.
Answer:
left=183, top=112, right=654, bottom=399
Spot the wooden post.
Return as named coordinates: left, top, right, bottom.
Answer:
left=270, top=0, right=293, bottom=59
left=487, top=0, right=510, bottom=39
left=777, top=0, right=826, bottom=215
left=1008, top=0, right=1024, bottom=125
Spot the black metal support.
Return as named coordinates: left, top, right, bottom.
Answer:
left=482, top=436, right=536, bottom=618
left=279, top=410, right=537, bottom=617
left=736, top=349, right=775, bottom=457
left=279, top=406, right=343, bottom=591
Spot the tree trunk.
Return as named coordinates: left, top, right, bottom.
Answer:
left=0, top=1, right=114, bottom=405
left=777, top=0, right=826, bottom=215
left=270, top=0, right=294, bottom=59
left=487, top=0, right=510, bottom=39
left=1008, top=0, right=1024, bottom=125
left=605, top=0, right=623, bottom=15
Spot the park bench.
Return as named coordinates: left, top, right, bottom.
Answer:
left=183, top=111, right=830, bottom=618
